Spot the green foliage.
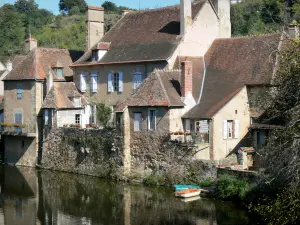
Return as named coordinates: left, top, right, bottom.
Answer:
left=102, top=1, right=118, bottom=12
left=250, top=189, right=300, bottom=225
left=96, top=103, right=112, bottom=127
left=216, top=175, right=251, bottom=200
left=59, top=0, right=87, bottom=14
left=198, top=178, right=216, bottom=187
left=143, top=174, right=166, bottom=186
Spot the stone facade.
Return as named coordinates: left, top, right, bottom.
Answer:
left=41, top=127, right=124, bottom=178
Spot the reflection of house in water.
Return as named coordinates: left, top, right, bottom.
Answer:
left=0, top=166, right=41, bottom=225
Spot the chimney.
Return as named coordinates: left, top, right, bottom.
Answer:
left=86, top=6, right=105, bottom=51
left=181, top=60, right=193, bottom=97
left=288, top=21, right=300, bottom=38
left=6, top=58, right=12, bottom=72
left=24, top=34, right=37, bottom=54
left=180, top=0, right=192, bottom=36
left=213, top=0, right=231, bottom=38
left=47, top=68, right=53, bottom=93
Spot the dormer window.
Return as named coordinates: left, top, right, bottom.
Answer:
left=91, top=50, right=99, bottom=61
left=73, top=97, right=82, bottom=107
left=52, top=67, right=64, bottom=78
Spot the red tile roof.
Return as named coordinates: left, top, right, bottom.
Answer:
left=74, top=1, right=207, bottom=65
left=116, top=69, right=184, bottom=111
left=183, top=34, right=283, bottom=119
left=42, top=82, right=87, bottom=109
left=5, top=48, right=83, bottom=81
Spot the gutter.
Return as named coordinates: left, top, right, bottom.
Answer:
left=198, top=56, right=207, bottom=104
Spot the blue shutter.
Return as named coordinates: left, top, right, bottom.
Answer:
left=108, top=73, right=113, bottom=92
left=119, top=72, right=123, bottom=92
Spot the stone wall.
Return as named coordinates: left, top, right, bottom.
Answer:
left=41, top=127, right=124, bottom=179
left=41, top=127, right=217, bottom=182
left=130, top=132, right=217, bottom=183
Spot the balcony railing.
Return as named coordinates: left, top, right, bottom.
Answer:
left=0, top=123, right=36, bottom=136
left=170, top=132, right=209, bottom=145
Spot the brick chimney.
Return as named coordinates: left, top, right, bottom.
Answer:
left=180, top=0, right=192, bottom=36
left=86, top=6, right=105, bottom=51
left=6, top=58, right=12, bottom=72
left=24, top=34, right=37, bottom=54
left=181, top=60, right=193, bottom=97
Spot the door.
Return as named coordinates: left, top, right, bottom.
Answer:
left=134, top=113, right=142, bottom=132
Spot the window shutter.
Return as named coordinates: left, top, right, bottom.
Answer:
left=45, top=110, right=49, bottom=125
left=185, top=119, right=190, bottom=132
left=223, top=120, right=228, bottom=140
left=234, top=120, right=240, bottom=139
left=119, top=72, right=123, bottom=92
left=108, top=73, right=113, bottom=92
left=133, top=74, right=137, bottom=90
left=80, top=74, right=86, bottom=92
left=91, top=75, right=98, bottom=93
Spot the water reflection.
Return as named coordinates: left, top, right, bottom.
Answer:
left=0, top=166, right=257, bottom=225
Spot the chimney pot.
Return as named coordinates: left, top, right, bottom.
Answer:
left=24, top=34, right=37, bottom=54
left=181, top=60, right=193, bottom=97
left=122, top=10, right=132, bottom=17
left=6, top=58, right=12, bottom=72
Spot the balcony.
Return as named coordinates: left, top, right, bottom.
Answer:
left=170, top=132, right=209, bottom=146
left=0, top=123, right=36, bottom=137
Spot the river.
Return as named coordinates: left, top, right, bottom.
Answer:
left=0, top=165, right=259, bottom=225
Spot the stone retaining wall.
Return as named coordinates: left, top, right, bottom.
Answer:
left=41, top=127, right=124, bottom=179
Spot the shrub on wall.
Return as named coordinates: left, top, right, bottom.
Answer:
left=96, top=103, right=112, bottom=127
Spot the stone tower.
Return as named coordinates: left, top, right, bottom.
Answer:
left=86, top=6, right=105, bottom=51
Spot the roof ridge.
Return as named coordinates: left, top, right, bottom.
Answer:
left=216, top=33, right=281, bottom=41
left=155, top=70, right=171, bottom=106
left=131, top=1, right=205, bottom=14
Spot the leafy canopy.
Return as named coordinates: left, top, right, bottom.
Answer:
left=59, top=0, right=87, bottom=14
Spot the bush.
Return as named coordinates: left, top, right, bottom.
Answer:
left=143, top=174, right=165, bottom=186
left=216, top=175, right=251, bottom=200
left=96, top=103, right=112, bottom=127
left=199, top=178, right=216, bottom=187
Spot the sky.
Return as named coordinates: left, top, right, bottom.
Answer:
left=0, top=0, right=180, bottom=14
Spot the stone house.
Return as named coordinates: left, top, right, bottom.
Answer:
left=1, top=36, right=83, bottom=167
left=42, top=77, right=89, bottom=130
left=182, top=33, right=284, bottom=161
left=71, top=0, right=231, bottom=110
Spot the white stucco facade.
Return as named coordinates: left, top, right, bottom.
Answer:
left=212, top=87, right=250, bottom=160
left=56, top=106, right=91, bottom=128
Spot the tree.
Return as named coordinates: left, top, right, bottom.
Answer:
left=101, top=1, right=118, bottom=12
left=59, top=0, right=87, bottom=14
left=96, top=103, right=112, bottom=127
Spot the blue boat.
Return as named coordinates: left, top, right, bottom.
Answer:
left=174, top=184, right=200, bottom=192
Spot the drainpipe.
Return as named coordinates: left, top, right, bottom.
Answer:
left=198, top=57, right=207, bottom=104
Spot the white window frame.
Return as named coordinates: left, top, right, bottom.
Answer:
left=75, top=114, right=81, bottom=125
left=148, top=109, right=156, bottom=131
left=113, top=72, right=120, bottom=92
left=227, top=120, right=233, bottom=139
left=133, top=72, right=143, bottom=90
left=91, top=73, right=98, bottom=93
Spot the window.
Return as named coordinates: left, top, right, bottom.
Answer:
left=14, top=112, right=22, bottom=124
left=91, top=74, right=98, bottom=92
left=91, top=50, right=98, bottom=61
left=113, top=73, right=119, bottom=92
left=108, top=72, right=123, bottom=93
left=134, top=112, right=142, bottom=131
left=75, top=114, right=81, bottom=125
left=52, top=67, right=64, bottom=78
left=228, top=120, right=233, bottom=138
left=133, top=72, right=143, bottom=90
left=80, top=74, right=87, bottom=92
left=17, top=84, right=23, bottom=99
left=223, top=120, right=240, bottom=140
left=73, top=97, right=81, bottom=107
left=44, top=109, right=49, bottom=126
left=148, top=110, right=156, bottom=131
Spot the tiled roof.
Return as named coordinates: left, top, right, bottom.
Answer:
left=183, top=34, right=282, bottom=119
left=0, top=71, right=5, bottom=77
left=12, top=55, right=26, bottom=68
left=74, top=1, right=207, bottom=65
left=249, top=123, right=283, bottom=130
left=5, top=48, right=83, bottom=81
left=115, top=69, right=184, bottom=111
left=42, top=82, right=87, bottom=109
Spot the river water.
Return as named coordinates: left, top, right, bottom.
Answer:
left=0, top=166, right=258, bottom=225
